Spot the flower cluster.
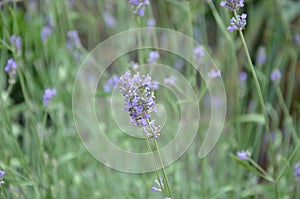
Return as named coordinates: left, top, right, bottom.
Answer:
left=128, top=0, right=149, bottom=16
left=220, top=0, right=247, bottom=32
left=151, top=177, right=164, bottom=192
left=237, top=150, right=251, bottom=160
left=119, top=71, right=160, bottom=139
left=220, top=0, right=244, bottom=11
left=67, top=30, right=81, bottom=47
left=194, top=45, right=205, bottom=61
left=227, top=13, right=247, bottom=32
left=41, top=26, right=52, bottom=43
left=104, top=75, right=119, bottom=93
left=294, top=162, right=300, bottom=181
left=148, top=51, right=160, bottom=63
left=208, top=68, right=221, bottom=79
left=10, top=35, right=22, bottom=53
left=5, top=58, right=18, bottom=84
left=43, top=88, right=57, bottom=106
left=0, top=170, right=5, bottom=184
left=270, top=68, right=281, bottom=83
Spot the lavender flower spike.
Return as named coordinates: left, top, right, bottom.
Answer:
left=128, top=0, right=150, bottom=16
left=227, top=13, right=247, bottom=32
left=237, top=150, right=251, bottom=160
left=5, top=58, right=18, bottom=84
left=41, top=26, right=52, bottom=43
left=10, top=35, right=22, bottom=53
left=148, top=51, right=160, bottom=63
left=119, top=70, right=160, bottom=139
left=220, top=0, right=244, bottom=11
left=0, top=170, right=5, bottom=185
left=43, top=88, right=57, bottom=106
left=270, top=69, right=281, bottom=83
left=151, top=177, right=164, bottom=192
left=294, top=163, right=300, bottom=181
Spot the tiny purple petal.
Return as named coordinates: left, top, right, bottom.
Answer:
left=237, top=150, right=251, bottom=160
left=270, top=69, right=281, bottom=82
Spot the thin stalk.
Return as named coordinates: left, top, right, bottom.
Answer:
left=234, top=11, right=280, bottom=198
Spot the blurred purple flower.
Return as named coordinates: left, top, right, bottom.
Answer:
left=294, top=34, right=300, bottom=45
left=103, top=11, right=116, bottom=28
left=10, top=35, right=22, bottom=53
left=128, top=0, right=149, bottom=16
left=0, top=170, right=5, bottom=185
left=148, top=51, right=160, bottom=63
left=220, top=0, right=244, bottom=11
left=5, top=58, right=17, bottom=74
left=147, top=18, right=156, bottom=27
left=294, top=163, right=300, bottom=181
left=151, top=177, right=163, bottom=192
left=237, top=150, right=251, bottom=160
left=43, top=88, right=57, bottom=106
left=67, top=30, right=81, bottom=47
left=151, top=81, right=159, bottom=90
left=164, top=76, right=176, bottom=86
left=270, top=68, right=281, bottom=82
left=194, top=45, right=205, bottom=61
left=104, top=75, right=119, bottom=93
left=208, top=68, right=221, bottom=79
left=256, top=46, right=267, bottom=67
left=239, top=71, right=247, bottom=82
left=119, top=71, right=160, bottom=139
left=41, top=26, right=52, bottom=43
left=227, top=13, right=247, bottom=32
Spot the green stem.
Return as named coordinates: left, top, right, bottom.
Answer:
left=235, top=11, right=280, bottom=198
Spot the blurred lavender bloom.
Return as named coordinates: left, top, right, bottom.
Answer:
left=151, top=177, right=163, bottom=192
left=10, top=35, right=22, bottom=53
left=43, top=88, right=57, bottom=106
left=119, top=71, right=160, bottom=139
left=67, top=30, right=81, bottom=47
left=227, top=13, right=247, bottom=32
left=148, top=51, right=160, bottom=63
left=237, top=150, right=251, bottom=160
left=41, top=26, right=52, bottom=43
left=194, top=45, right=205, bottom=61
left=5, top=58, right=18, bottom=84
left=151, top=81, right=159, bottom=90
left=174, top=59, right=184, bottom=71
left=5, top=58, right=17, bottom=74
left=103, top=11, right=116, bottom=28
left=239, top=71, right=247, bottom=82
left=128, top=0, right=149, bottom=16
left=294, top=34, right=300, bottom=45
left=270, top=68, right=281, bottom=82
left=220, top=0, right=244, bottom=11
left=256, top=46, right=267, bottom=67
left=0, top=170, right=5, bottom=185
left=294, top=163, right=300, bottom=181
left=147, top=18, right=156, bottom=27
left=208, top=68, right=221, bottom=79
left=103, top=75, right=119, bottom=93
left=164, top=76, right=176, bottom=86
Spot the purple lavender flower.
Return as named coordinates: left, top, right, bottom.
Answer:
left=41, top=26, right=52, bottom=43
left=128, top=0, right=150, bottom=16
left=227, top=13, right=247, bottom=32
left=43, top=88, right=57, bottom=106
left=270, top=68, right=281, bottom=82
left=294, top=163, right=300, bottom=181
left=119, top=71, right=160, bottom=138
left=220, top=0, right=244, bottom=11
left=237, top=150, right=251, bottom=160
left=208, top=69, right=221, bottom=79
left=103, top=11, right=116, bottom=28
left=5, top=58, right=18, bottom=84
left=67, top=30, right=81, bottom=47
left=294, top=34, right=300, bottom=45
left=5, top=58, right=17, bottom=74
left=194, top=45, right=205, bottom=61
left=256, top=46, right=267, bottom=67
left=151, top=177, right=163, bottom=192
left=239, top=71, right=247, bottom=82
left=148, top=51, right=160, bottom=63
left=10, top=35, right=22, bottom=53
left=151, top=81, right=159, bottom=90
left=103, top=75, right=119, bottom=93
left=147, top=18, right=156, bottom=27
left=164, top=76, right=176, bottom=86
left=0, top=170, right=5, bottom=185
